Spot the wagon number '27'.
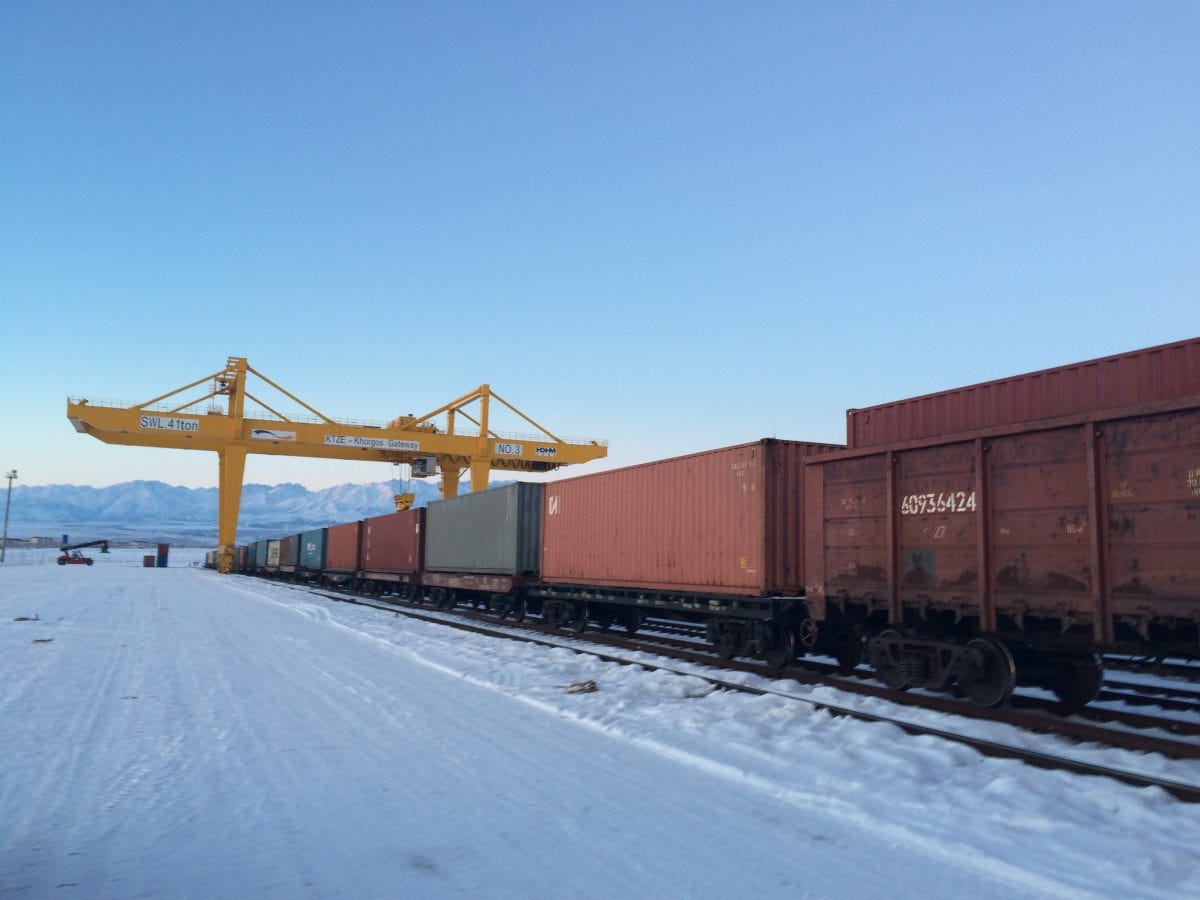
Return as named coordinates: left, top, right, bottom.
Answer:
left=900, top=491, right=978, bottom=515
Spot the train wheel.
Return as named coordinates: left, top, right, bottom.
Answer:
left=869, top=630, right=910, bottom=690
left=509, top=593, right=527, bottom=623
left=761, top=627, right=796, bottom=669
left=570, top=601, right=588, bottom=634
left=1051, top=654, right=1103, bottom=708
left=956, top=638, right=1016, bottom=708
left=797, top=618, right=819, bottom=652
left=622, top=612, right=640, bottom=634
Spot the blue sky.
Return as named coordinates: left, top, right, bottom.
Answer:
left=2, top=2, right=1197, bottom=489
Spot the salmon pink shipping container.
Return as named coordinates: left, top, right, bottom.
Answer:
left=325, top=520, right=363, bottom=573
left=361, top=508, right=425, bottom=575
left=847, top=337, right=1200, bottom=449
left=541, top=439, right=841, bottom=597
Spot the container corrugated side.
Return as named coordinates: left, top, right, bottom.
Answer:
left=299, top=528, right=327, bottom=570
left=541, top=439, right=840, bottom=597
left=847, top=337, right=1200, bottom=448
left=254, top=541, right=268, bottom=567
left=425, top=483, right=542, bottom=575
left=362, top=508, right=425, bottom=574
left=325, top=521, right=362, bottom=572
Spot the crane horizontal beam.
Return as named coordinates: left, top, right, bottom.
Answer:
left=66, top=402, right=606, bottom=469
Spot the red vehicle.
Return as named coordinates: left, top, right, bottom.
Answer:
left=57, top=539, right=109, bottom=566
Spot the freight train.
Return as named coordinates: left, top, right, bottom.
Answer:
left=213, top=338, right=1200, bottom=708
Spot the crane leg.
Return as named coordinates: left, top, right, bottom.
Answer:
left=439, top=464, right=462, bottom=500
left=470, top=458, right=490, bottom=493
left=217, top=444, right=247, bottom=573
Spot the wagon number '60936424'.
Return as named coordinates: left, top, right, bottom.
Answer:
left=900, top=491, right=977, bottom=515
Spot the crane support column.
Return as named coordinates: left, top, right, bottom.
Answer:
left=470, top=458, right=491, bottom=493
left=439, top=463, right=462, bottom=500
left=217, top=443, right=247, bottom=573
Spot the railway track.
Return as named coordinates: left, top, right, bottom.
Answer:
left=636, top=619, right=1200, bottom=718
left=1104, top=655, right=1200, bottom=683
left=626, top=624, right=1200, bottom=733
left=277, top=581, right=1200, bottom=803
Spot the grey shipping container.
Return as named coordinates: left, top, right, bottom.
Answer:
left=425, top=482, right=543, bottom=575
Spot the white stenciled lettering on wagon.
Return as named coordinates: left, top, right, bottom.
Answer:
left=900, top=491, right=977, bottom=515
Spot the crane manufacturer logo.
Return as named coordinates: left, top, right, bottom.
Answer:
left=495, top=444, right=557, bottom=458
left=140, top=415, right=199, bottom=432
left=252, top=429, right=296, bottom=442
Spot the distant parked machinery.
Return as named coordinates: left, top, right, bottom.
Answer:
left=217, top=337, right=1200, bottom=708
left=57, top=539, right=110, bottom=566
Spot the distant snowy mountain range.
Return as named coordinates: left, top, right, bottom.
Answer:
left=3, top=479, right=472, bottom=546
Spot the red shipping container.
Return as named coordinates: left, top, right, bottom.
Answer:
left=847, top=337, right=1200, bottom=449
left=542, top=439, right=840, bottom=597
left=325, top=521, right=363, bottom=572
left=362, top=508, right=425, bottom=575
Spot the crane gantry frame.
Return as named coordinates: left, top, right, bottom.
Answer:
left=66, top=357, right=608, bottom=572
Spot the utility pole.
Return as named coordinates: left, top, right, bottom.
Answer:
left=1, top=469, right=15, bottom=564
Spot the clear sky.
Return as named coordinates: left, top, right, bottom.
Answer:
left=2, top=2, right=1197, bottom=490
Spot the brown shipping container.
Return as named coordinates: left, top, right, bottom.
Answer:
left=847, top=337, right=1200, bottom=449
left=326, top=521, right=363, bottom=572
left=362, top=508, right=425, bottom=575
left=542, top=439, right=841, bottom=597
left=279, top=534, right=300, bottom=567
left=806, top=402, right=1200, bottom=645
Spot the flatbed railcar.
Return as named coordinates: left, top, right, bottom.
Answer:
left=533, top=439, right=843, bottom=664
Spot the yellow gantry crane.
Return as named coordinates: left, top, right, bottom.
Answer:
left=66, top=357, right=607, bottom=573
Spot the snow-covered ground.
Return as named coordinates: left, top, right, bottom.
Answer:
left=2, top=551, right=1197, bottom=898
